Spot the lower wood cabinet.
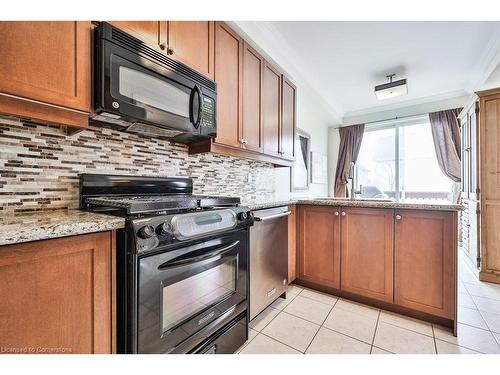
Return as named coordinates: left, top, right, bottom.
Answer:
left=0, top=231, right=115, bottom=354
left=340, top=207, right=394, bottom=303
left=298, top=205, right=341, bottom=289
left=394, top=209, right=456, bottom=319
left=288, top=204, right=297, bottom=283
left=296, top=204, right=457, bottom=326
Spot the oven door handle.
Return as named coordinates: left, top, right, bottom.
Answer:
left=254, top=211, right=291, bottom=222
left=157, top=240, right=240, bottom=270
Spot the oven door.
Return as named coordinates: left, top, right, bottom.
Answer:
left=136, top=230, right=248, bottom=354
left=100, top=40, right=206, bottom=134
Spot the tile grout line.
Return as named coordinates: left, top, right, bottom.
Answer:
left=369, top=310, right=381, bottom=354
left=302, top=295, right=339, bottom=354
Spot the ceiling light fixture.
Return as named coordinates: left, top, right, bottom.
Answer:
left=375, top=74, right=408, bottom=100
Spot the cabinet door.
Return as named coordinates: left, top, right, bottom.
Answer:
left=242, top=42, right=263, bottom=152
left=0, top=232, right=115, bottom=353
left=167, top=21, right=214, bottom=79
left=0, top=21, right=91, bottom=112
left=213, top=22, right=242, bottom=148
left=340, top=207, right=394, bottom=303
left=288, top=205, right=297, bottom=283
left=394, top=210, right=455, bottom=318
left=281, top=76, right=296, bottom=161
left=109, top=21, right=166, bottom=50
left=262, top=61, right=281, bottom=158
left=298, top=206, right=341, bottom=289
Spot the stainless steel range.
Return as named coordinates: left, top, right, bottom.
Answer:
left=80, top=174, right=253, bottom=354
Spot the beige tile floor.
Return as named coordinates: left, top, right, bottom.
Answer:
left=238, top=251, right=500, bottom=354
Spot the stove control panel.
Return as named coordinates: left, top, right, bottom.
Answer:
left=131, top=207, right=254, bottom=253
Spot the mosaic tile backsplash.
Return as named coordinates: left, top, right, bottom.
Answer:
left=0, top=116, right=276, bottom=214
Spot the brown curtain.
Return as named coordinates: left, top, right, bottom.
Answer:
left=428, top=108, right=462, bottom=183
left=334, top=124, right=365, bottom=197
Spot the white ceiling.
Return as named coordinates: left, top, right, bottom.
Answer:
left=236, top=21, right=500, bottom=121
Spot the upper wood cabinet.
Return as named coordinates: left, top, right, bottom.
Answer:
left=108, top=21, right=166, bottom=51
left=0, top=231, right=116, bottom=353
left=262, top=61, right=282, bottom=158
left=213, top=22, right=243, bottom=148
left=340, top=207, right=394, bottom=303
left=281, top=76, right=296, bottom=161
left=168, top=21, right=214, bottom=79
left=298, top=205, right=341, bottom=289
left=0, top=21, right=91, bottom=128
left=394, top=209, right=456, bottom=319
left=242, top=42, right=264, bottom=153
left=109, top=21, right=215, bottom=79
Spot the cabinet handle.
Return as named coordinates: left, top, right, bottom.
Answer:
left=341, top=212, right=346, bottom=217
left=167, top=47, right=174, bottom=55
left=240, top=139, right=248, bottom=145
left=395, top=214, right=402, bottom=220
left=159, top=43, right=166, bottom=51
left=334, top=211, right=339, bottom=216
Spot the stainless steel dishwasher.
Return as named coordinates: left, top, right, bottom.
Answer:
left=249, top=205, right=291, bottom=320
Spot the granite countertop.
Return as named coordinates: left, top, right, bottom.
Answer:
left=0, top=210, right=125, bottom=246
left=246, top=198, right=462, bottom=212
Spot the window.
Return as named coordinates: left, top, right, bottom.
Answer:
left=356, top=116, right=453, bottom=202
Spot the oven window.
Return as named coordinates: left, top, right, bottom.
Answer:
left=118, top=66, right=190, bottom=117
left=162, top=258, right=237, bottom=332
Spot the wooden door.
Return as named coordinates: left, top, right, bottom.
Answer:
left=0, top=232, right=115, bottom=353
left=394, top=210, right=456, bottom=318
left=298, top=205, right=341, bottom=289
left=167, top=21, right=214, bottom=79
left=281, top=76, right=296, bottom=161
left=262, top=61, right=281, bottom=158
left=242, top=42, right=263, bottom=152
left=288, top=205, right=297, bottom=283
left=213, top=22, right=242, bottom=148
left=0, top=21, right=91, bottom=112
left=108, top=21, right=166, bottom=50
left=340, top=207, right=394, bottom=303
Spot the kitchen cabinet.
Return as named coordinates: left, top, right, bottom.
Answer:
left=168, top=21, right=214, bottom=79
left=109, top=21, right=214, bottom=79
left=0, top=231, right=116, bottom=353
left=242, top=41, right=264, bottom=152
left=212, top=21, right=243, bottom=149
left=108, top=21, right=166, bottom=51
left=340, top=207, right=394, bottom=303
left=0, top=21, right=91, bottom=129
left=296, top=204, right=457, bottom=330
left=188, top=22, right=296, bottom=167
left=262, top=61, right=282, bottom=158
left=288, top=205, right=297, bottom=283
left=281, top=76, right=296, bottom=161
left=477, top=89, right=500, bottom=283
left=394, top=209, right=456, bottom=319
left=297, top=205, right=341, bottom=289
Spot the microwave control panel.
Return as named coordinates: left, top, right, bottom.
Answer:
left=201, top=96, right=216, bottom=130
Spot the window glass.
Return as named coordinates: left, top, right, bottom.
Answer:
left=356, top=120, right=452, bottom=202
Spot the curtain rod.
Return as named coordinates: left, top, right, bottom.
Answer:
left=333, top=111, right=431, bottom=129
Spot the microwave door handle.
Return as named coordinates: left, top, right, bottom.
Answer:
left=157, top=240, right=240, bottom=270
left=189, top=85, right=203, bottom=128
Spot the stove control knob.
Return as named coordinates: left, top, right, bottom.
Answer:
left=237, top=211, right=248, bottom=221
left=138, top=225, right=155, bottom=239
left=158, top=222, right=173, bottom=236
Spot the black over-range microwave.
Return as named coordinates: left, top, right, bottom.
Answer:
left=92, top=22, right=217, bottom=144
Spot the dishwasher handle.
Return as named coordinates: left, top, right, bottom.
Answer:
left=254, top=211, right=291, bottom=222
